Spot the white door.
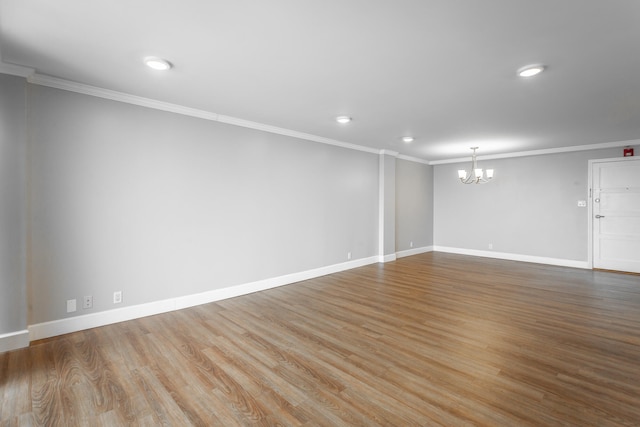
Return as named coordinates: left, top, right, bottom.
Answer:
left=592, top=157, right=640, bottom=273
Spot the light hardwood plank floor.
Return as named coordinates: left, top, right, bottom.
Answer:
left=1, top=252, right=640, bottom=426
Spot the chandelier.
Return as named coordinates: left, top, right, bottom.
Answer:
left=458, top=147, right=494, bottom=184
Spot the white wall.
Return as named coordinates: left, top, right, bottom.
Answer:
left=28, top=84, right=380, bottom=325
left=3, top=70, right=636, bottom=348
left=395, top=159, right=433, bottom=252
left=0, top=74, right=28, bottom=351
left=433, top=147, right=638, bottom=263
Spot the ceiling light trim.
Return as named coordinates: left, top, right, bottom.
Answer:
left=517, top=64, right=545, bottom=77
left=144, top=57, right=172, bottom=71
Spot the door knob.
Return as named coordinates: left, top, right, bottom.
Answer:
left=595, top=215, right=605, bottom=219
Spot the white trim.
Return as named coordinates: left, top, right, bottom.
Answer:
left=379, top=149, right=399, bottom=157
left=217, top=114, right=378, bottom=154
left=588, top=160, right=595, bottom=269
left=174, top=256, right=378, bottom=310
left=378, top=154, right=385, bottom=258
left=0, top=61, right=35, bottom=78
left=396, top=245, right=434, bottom=259
left=0, top=330, right=30, bottom=353
left=429, top=140, right=640, bottom=165
left=587, top=155, right=640, bottom=271
left=26, top=73, right=380, bottom=155
left=433, top=246, right=589, bottom=269
left=378, top=253, right=397, bottom=263
left=397, top=154, right=430, bottom=165
left=378, top=150, right=399, bottom=260
left=587, top=155, right=640, bottom=165
left=28, top=256, right=379, bottom=342
left=20, top=73, right=640, bottom=165
left=29, top=300, right=175, bottom=342
left=29, top=74, right=220, bottom=121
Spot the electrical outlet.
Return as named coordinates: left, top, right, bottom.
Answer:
left=410, top=241, right=413, bottom=248
left=67, top=299, right=76, bottom=313
left=488, top=243, right=493, bottom=250
left=113, top=291, right=122, bottom=304
left=82, top=295, right=93, bottom=309
left=347, top=252, right=352, bottom=260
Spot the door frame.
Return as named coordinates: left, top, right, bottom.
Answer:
left=587, top=155, right=640, bottom=270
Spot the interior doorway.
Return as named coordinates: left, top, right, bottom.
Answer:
left=589, top=156, right=640, bottom=273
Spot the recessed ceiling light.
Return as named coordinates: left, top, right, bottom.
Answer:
left=402, top=136, right=414, bottom=143
left=144, top=57, right=172, bottom=71
left=335, top=116, right=352, bottom=124
left=517, top=65, right=545, bottom=77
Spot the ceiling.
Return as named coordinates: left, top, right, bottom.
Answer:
left=1, top=0, right=639, bottom=161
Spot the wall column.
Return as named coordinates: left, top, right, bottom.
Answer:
left=378, top=150, right=398, bottom=262
left=0, top=73, right=29, bottom=352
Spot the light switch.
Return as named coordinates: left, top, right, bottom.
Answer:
left=577, top=200, right=587, bottom=207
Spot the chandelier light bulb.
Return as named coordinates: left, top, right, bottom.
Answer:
left=458, top=147, right=494, bottom=184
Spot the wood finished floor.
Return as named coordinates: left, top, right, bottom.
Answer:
left=1, top=252, right=640, bottom=426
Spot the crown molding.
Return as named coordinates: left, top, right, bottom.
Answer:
left=21, top=72, right=636, bottom=165
left=28, top=73, right=221, bottom=121
left=26, top=73, right=380, bottom=156
left=0, top=61, right=35, bottom=78
left=428, top=139, right=640, bottom=165
left=217, top=114, right=379, bottom=154
left=379, top=149, right=399, bottom=157
left=397, top=154, right=430, bottom=165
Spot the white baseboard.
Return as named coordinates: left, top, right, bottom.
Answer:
left=378, top=253, right=397, bottom=263
left=0, top=330, right=30, bottom=353
left=396, top=245, right=434, bottom=259
left=24, top=247, right=590, bottom=344
left=433, top=246, right=589, bottom=269
left=174, top=255, right=379, bottom=310
left=29, top=299, right=177, bottom=342
left=28, top=256, right=379, bottom=342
